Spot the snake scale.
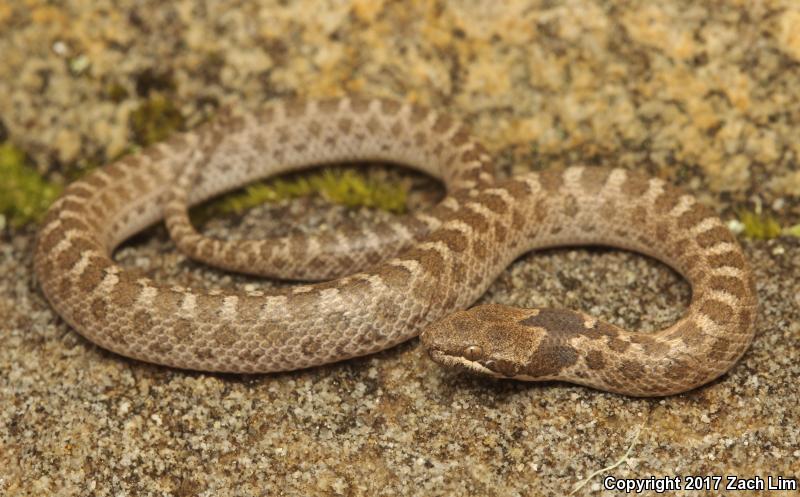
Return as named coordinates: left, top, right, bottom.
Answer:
left=34, top=96, right=757, bottom=396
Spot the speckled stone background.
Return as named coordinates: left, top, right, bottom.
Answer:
left=1, top=1, right=799, bottom=496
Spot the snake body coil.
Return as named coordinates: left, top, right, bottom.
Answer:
left=34, top=97, right=757, bottom=396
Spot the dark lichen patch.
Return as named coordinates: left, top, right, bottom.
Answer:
left=105, top=82, right=130, bottom=103
left=0, top=142, right=62, bottom=228
left=130, top=94, right=186, bottom=146
left=134, top=68, right=177, bottom=97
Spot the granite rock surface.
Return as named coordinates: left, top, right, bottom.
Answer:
left=1, top=1, right=799, bottom=496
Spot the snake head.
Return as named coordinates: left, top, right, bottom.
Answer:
left=420, top=304, right=548, bottom=379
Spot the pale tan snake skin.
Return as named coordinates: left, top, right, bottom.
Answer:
left=34, top=96, right=758, bottom=396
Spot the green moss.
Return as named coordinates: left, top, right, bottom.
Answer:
left=784, top=223, right=800, bottom=238
left=0, top=142, right=62, bottom=228
left=130, top=94, right=185, bottom=146
left=194, top=168, right=408, bottom=223
left=738, top=210, right=782, bottom=240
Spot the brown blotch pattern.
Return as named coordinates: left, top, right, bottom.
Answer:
left=472, top=239, right=488, bottom=259
left=143, top=145, right=166, bottom=162
left=696, top=225, right=732, bottom=247
left=493, top=223, right=507, bottom=244
left=55, top=217, right=89, bottom=235
left=511, top=210, right=525, bottom=231
left=537, top=170, right=563, bottom=193
left=109, top=272, right=141, bottom=308
left=428, top=229, right=469, bottom=253
left=700, top=299, right=735, bottom=325
left=256, top=106, right=276, bottom=122
left=288, top=289, right=322, bottom=310
left=457, top=208, right=490, bottom=234
left=599, top=199, right=617, bottom=222
left=630, top=205, right=648, bottom=226
left=503, top=179, right=531, bottom=201
left=621, top=174, right=650, bottom=197
left=413, top=131, right=427, bottom=147
left=630, top=334, right=670, bottom=355
left=405, top=247, right=445, bottom=274
left=563, top=195, right=579, bottom=218
left=372, top=221, right=396, bottom=240
left=98, top=190, right=117, bottom=212
left=274, top=124, right=291, bottom=144
left=289, top=235, right=308, bottom=259
left=349, top=97, right=371, bottom=113
left=525, top=342, right=579, bottom=377
left=585, top=350, right=606, bottom=370
left=306, top=120, right=322, bottom=138
left=618, top=359, right=645, bottom=380
left=460, top=148, right=480, bottom=163
left=148, top=340, right=173, bottom=354
left=64, top=184, right=93, bottom=199
left=579, top=167, right=611, bottom=194
left=520, top=309, right=588, bottom=336
left=410, top=104, right=429, bottom=123
left=449, top=128, right=471, bottom=146
left=114, top=183, right=133, bottom=204
left=477, top=192, right=508, bottom=214
left=450, top=261, right=467, bottom=283
left=337, top=118, right=353, bottom=134
left=133, top=310, right=155, bottom=330
left=131, top=174, right=149, bottom=195
left=317, top=98, right=341, bottom=114
left=709, top=337, right=730, bottom=360
left=284, top=99, right=308, bottom=118
left=707, top=275, right=747, bottom=298
left=104, top=160, right=131, bottom=180
left=212, top=325, right=238, bottom=347
left=389, top=121, right=404, bottom=137
left=707, top=251, right=746, bottom=270
left=379, top=98, right=401, bottom=115
left=655, top=223, right=669, bottom=243
left=607, top=337, right=631, bottom=353
left=381, top=265, right=413, bottom=287
left=669, top=320, right=703, bottom=346
left=90, top=298, right=107, bottom=320
left=653, top=190, right=682, bottom=215
left=664, top=359, right=689, bottom=381
left=56, top=238, right=96, bottom=272
left=301, top=336, right=322, bottom=355
left=173, top=319, right=193, bottom=340
left=432, top=115, right=454, bottom=134
left=738, top=308, right=754, bottom=331
left=677, top=203, right=712, bottom=230
left=365, top=116, right=382, bottom=134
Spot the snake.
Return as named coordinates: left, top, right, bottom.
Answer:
left=33, top=96, right=758, bottom=396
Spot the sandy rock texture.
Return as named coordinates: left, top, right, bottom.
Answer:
left=1, top=1, right=798, bottom=496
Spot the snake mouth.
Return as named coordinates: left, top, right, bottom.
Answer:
left=427, top=349, right=501, bottom=378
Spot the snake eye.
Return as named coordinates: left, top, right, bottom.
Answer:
left=463, top=345, right=483, bottom=361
